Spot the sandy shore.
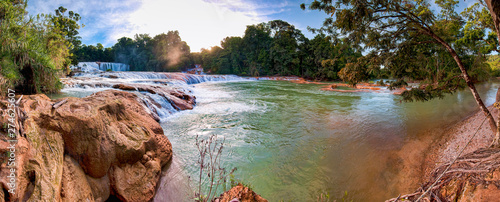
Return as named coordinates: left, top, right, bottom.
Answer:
left=390, top=105, right=499, bottom=197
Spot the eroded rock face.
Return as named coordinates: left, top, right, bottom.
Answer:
left=0, top=90, right=173, bottom=201
left=60, top=155, right=94, bottom=201
left=86, top=174, right=110, bottom=202
left=110, top=160, right=161, bottom=202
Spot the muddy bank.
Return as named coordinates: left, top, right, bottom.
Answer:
left=389, top=105, right=500, bottom=200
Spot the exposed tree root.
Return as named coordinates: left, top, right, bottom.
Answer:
left=386, top=148, right=500, bottom=202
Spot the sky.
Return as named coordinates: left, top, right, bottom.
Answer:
left=27, top=0, right=330, bottom=52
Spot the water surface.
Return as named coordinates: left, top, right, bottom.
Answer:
left=52, top=74, right=499, bottom=201
left=160, top=80, right=500, bottom=201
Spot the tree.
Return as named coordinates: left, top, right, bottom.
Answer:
left=113, top=37, right=135, bottom=65
left=0, top=0, right=76, bottom=95
left=151, top=31, right=191, bottom=71
left=50, top=6, right=83, bottom=66
left=484, top=0, right=500, bottom=48
left=268, top=20, right=305, bottom=76
left=302, top=0, right=498, bottom=135
left=459, top=1, right=498, bottom=54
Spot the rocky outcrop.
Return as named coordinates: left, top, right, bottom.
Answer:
left=0, top=90, right=173, bottom=201
left=112, top=83, right=196, bottom=110
left=215, top=184, right=268, bottom=202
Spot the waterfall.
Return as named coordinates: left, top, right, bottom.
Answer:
left=71, top=62, right=130, bottom=72
left=73, top=72, right=250, bottom=84
left=63, top=72, right=253, bottom=121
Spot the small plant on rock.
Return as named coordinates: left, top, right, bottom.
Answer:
left=194, top=134, right=236, bottom=202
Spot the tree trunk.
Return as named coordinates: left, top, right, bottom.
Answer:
left=492, top=87, right=500, bottom=147
left=427, top=32, right=497, bottom=134
left=485, top=0, right=500, bottom=47
left=484, top=0, right=500, bottom=146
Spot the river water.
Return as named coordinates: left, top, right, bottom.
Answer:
left=54, top=73, right=500, bottom=201
left=159, top=80, right=499, bottom=201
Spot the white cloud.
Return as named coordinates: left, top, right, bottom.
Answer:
left=119, top=0, right=266, bottom=52
left=27, top=0, right=142, bottom=46
left=27, top=0, right=289, bottom=51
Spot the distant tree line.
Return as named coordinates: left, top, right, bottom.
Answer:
left=75, top=20, right=372, bottom=80
left=73, top=31, right=194, bottom=72
left=192, top=20, right=368, bottom=80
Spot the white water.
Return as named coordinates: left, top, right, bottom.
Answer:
left=70, top=62, right=130, bottom=72
left=61, top=72, right=252, bottom=121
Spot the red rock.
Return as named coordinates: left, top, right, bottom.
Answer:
left=60, top=155, right=94, bottom=202
left=111, top=83, right=196, bottom=111
left=215, top=183, right=268, bottom=202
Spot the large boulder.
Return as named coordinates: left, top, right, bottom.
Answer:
left=0, top=90, right=173, bottom=201
left=37, top=90, right=172, bottom=178
left=0, top=94, right=65, bottom=201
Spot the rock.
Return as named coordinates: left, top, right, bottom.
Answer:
left=86, top=174, right=110, bottom=202
left=0, top=90, right=173, bottom=201
left=0, top=94, right=65, bottom=201
left=216, top=183, right=268, bottom=202
left=35, top=90, right=171, bottom=178
left=436, top=166, right=500, bottom=201
left=110, top=160, right=161, bottom=202
left=112, top=84, right=136, bottom=91
left=111, top=83, right=196, bottom=110
left=60, top=155, right=94, bottom=202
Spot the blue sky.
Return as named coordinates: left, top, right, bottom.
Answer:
left=27, top=0, right=330, bottom=52
left=27, top=0, right=474, bottom=52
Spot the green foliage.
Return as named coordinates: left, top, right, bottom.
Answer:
left=50, top=6, right=83, bottom=66
left=74, top=31, right=194, bottom=72
left=459, top=1, right=498, bottom=54
left=302, top=0, right=494, bottom=102
left=74, top=43, right=114, bottom=62
left=0, top=0, right=77, bottom=95
left=338, top=62, right=368, bottom=86
left=487, top=55, right=500, bottom=77
left=197, top=20, right=362, bottom=80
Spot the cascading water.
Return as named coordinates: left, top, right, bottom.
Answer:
left=60, top=71, right=252, bottom=121
left=70, top=62, right=130, bottom=72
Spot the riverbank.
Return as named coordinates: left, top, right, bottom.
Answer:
left=252, top=76, right=409, bottom=94
left=389, top=104, right=500, bottom=200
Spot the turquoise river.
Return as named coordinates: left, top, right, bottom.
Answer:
left=55, top=73, right=500, bottom=201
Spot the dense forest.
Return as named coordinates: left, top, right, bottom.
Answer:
left=73, top=31, right=193, bottom=72
left=193, top=20, right=365, bottom=80
left=73, top=20, right=367, bottom=80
